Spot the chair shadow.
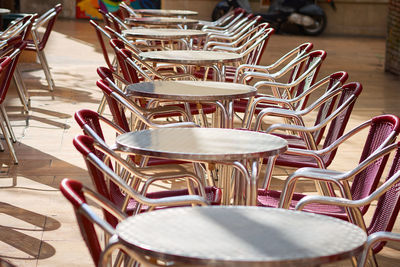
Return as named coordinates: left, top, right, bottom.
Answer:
left=0, top=203, right=60, bottom=260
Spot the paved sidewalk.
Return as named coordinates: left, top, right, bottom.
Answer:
left=0, top=18, right=398, bottom=266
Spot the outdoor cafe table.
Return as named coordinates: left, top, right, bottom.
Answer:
left=116, top=206, right=367, bottom=266
left=133, top=9, right=198, bottom=17
left=125, top=80, right=257, bottom=128
left=125, top=17, right=199, bottom=28
left=115, top=128, right=288, bottom=205
left=139, top=50, right=243, bottom=81
left=123, top=28, right=207, bottom=50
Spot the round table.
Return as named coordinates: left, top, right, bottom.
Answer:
left=116, top=206, right=367, bottom=266
left=139, top=50, right=243, bottom=81
left=126, top=80, right=257, bottom=128
left=125, top=17, right=199, bottom=27
left=123, top=28, right=206, bottom=40
left=115, top=128, right=287, bottom=205
left=133, top=9, right=198, bottom=17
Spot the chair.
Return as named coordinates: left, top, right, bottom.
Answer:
left=25, top=3, right=63, bottom=91
left=201, top=8, right=246, bottom=31
left=198, top=7, right=242, bottom=28
left=0, top=14, right=36, bottom=112
left=60, top=178, right=161, bottom=266
left=294, top=141, right=400, bottom=264
left=265, top=115, right=400, bottom=220
left=73, top=135, right=220, bottom=224
left=358, top=232, right=400, bottom=267
left=0, top=38, right=28, bottom=164
left=247, top=71, right=349, bottom=147
left=109, top=40, right=217, bottom=124
left=89, top=20, right=115, bottom=72
left=96, top=66, right=199, bottom=131
left=195, top=23, right=274, bottom=82
left=119, top=2, right=140, bottom=18
left=233, top=49, right=326, bottom=119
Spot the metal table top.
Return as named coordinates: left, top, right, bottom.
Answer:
left=134, top=9, right=198, bottom=17
left=116, top=206, right=367, bottom=266
left=139, top=50, right=243, bottom=65
left=123, top=28, right=207, bottom=40
left=115, top=128, right=287, bottom=162
left=126, top=81, right=257, bottom=101
left=125, top=17, right=199, bottom=26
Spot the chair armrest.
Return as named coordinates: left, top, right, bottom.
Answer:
left=358, top=232, right=400, bottom=267
left=251, top=107, right=303, bottom=131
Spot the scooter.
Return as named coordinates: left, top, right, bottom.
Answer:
left=258, top=0, right=336, bottom=35
left=211, top=0, right=335, bottom=36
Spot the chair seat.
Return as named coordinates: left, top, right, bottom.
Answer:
left=193, top=66, right=236, bottom=81
left=25, top=39, right=44, bottom=51
left=112, top=185, right=222, bottom=214
left=265, top=153, right=323, bottom=168
left=256, top=189, right=348, bottom=220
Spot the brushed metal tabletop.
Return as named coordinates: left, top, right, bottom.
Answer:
left=116, top=206, right=367, bottom=266
left=139, top=50, right=243, bottom=65
left=123, top=28, right=206, bottom=40
left=125, top=17, right=199, bottom=26
left=115, top=128, right=287, bottom=162
left=126, top=81, right=256, bottom=101
left=134, top=9, right=198, bottom=17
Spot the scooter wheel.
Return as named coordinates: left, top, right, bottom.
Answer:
left=302, top=13, right=327, bottom=36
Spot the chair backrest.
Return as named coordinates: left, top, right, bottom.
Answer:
left=32, top=3, right=62, bottom=50
left=119, top=2, right=140, bottom=18
left=60, top=178, right=124, bottom=265
left=75, top=108, right=126, bottom=147
left=366, top=141, right=400, bottom=252
left=322, top=114, right=399, bottom=219
left=310, top=71, right=350, bottom=146
left=0, top=14, right=36, bottom=41
left=241, top=24, right=274, bottom=65
left=89, top=20, right=115, bottom=72
left=96, top=66, right=131, bottom=132
left=109, top=39, right=141, bottom=84
left=0, top=38, right=27, bottom=103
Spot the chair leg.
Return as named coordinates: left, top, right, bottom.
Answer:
left=37, top=50, right=55, bottom=91
left=13, top=67, right=30, bottom=112
left=0, top=105, right=16, bottom=143
left=0, top=111, right=18, bottom=164
left=97, top=95, right=107, bottom=115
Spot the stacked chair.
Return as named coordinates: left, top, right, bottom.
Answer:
left=59, top=5, right=400, bottom=266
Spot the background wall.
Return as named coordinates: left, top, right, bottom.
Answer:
left=162, top=0, right=389, bottom=37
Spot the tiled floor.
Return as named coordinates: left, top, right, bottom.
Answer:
left=0, top=18, right=399, bottom=266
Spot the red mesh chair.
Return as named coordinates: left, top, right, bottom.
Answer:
left=358, top=232, right=400, bottom=267
left=195, top=23, right=274, bottom=82
left=0, top=38, right=28, bottom=164
left=261, top=115, right=400, bottom=220
left=233, top=49, right=326, bottom=120
left=60, top=178, right=158, bottom=266
left=89, top=20, right=115, bottom=72
left=73, top=135, right=220, bottom=225
left=25, top=4, right=63, bottom=91
left=295, top=140, right=400, bottom=260
left=109, top=40, right=217, bottom=123
left=96, top=66, right=197, bottom=131
left=248, top=71, right=349, bottom=149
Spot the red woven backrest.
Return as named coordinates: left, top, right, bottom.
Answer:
left=36, top=4, right=62, bottom=50
left=312, top=71, right=349, bottom=146
left=96, top=67, right=130, bottom=132
left=349, top=115, right=400, bottom=215
left=73, top=135, right=120, bottom=228
left=367, top=145, right=400, bottom=253
left=109, top=39, right=140, bottom=84
left=89, top=20, right=114, bottom=71
left=320, top=82, right=363, bottom=166
left=59, top=179, right=102, bottom=265
left=0, top=39, right=27, bottom=103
